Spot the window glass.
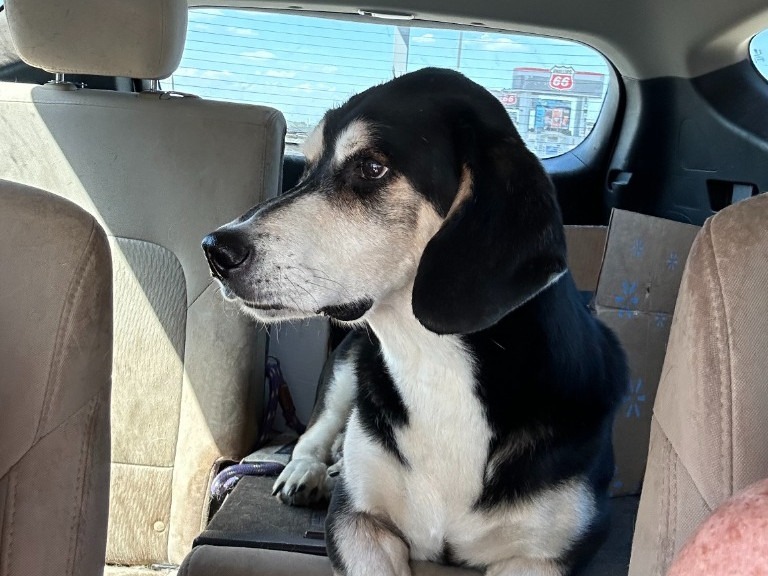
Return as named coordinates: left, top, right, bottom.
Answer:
left=750, top=29, right=768, bottom=82
left=166, top=9, right=612, bottom=158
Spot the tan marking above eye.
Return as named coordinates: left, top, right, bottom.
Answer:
left=333, top=119, right=373, bottom=167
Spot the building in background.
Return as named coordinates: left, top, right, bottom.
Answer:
left=492, top=67, right=607, bottom=157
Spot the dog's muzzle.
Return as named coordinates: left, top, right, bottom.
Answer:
left=202, top=230, right=250, bottom=279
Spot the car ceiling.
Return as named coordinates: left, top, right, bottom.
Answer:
left=189, top=0, right=768, bottom=80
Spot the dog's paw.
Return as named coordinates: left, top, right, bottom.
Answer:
left=272, top=458, right=331, bottom=506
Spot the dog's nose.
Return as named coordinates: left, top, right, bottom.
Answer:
left=202, top=230, right=250, bottom=278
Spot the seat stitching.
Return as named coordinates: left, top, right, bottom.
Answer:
left=661, top=422, right=671, bottom=566
left=0, top=477, right=4, bottom=575
left=187, top=280, right=215, bottom=311
left=706, top=223, right=734, bottom=498
left=157, top=0, right=167, bottom=74
left=3, top=471, right=17, bottom=576
left=71, top=394, right=102, bottom=576
left=34, top=219, right=99, bottom=442
left=65, top=396, right=95, bottom=576
left=670, top=435, right=678, bottom=560
left=654, top=416, right=714, bottom=552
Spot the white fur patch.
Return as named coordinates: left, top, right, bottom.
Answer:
left=273, top=354, right=357, bottom=504
left=333, top=119, right=372, bottom=167
left=332, top=512, right=411, bottom=576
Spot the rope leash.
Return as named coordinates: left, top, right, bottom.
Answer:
left=210, top=356, right=306, bottom=499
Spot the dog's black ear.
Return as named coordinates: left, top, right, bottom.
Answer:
left=412, top=132, right=567, bottom=335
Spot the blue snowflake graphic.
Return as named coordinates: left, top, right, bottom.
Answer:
left=623, top=378, right=646, bottom=418
left=666, top=251, right=679, bottom=270
left=615, top=281, right=640, bottom=318
left=631, top=238, right=645, bottom=258
left=654, top=314, right=668, bottom=328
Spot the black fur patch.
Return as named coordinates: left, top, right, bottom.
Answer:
left=353, top=333, right=409, bottom=467
left=319, top=298, right=373, bottom=322
left=465, top=272, right=626, bottom=510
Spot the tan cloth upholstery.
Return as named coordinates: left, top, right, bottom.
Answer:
left=629, top=193, right=768, bottom=576
left=179, top=546, right=480, bottom=576
left=0, top=179, right=112, bottom=576
left=0, top=81, right=286, bottom=568
left=4, top=0, right=186, bottom=79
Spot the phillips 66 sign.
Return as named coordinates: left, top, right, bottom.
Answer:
left=549, top=66, right=575, bottom=91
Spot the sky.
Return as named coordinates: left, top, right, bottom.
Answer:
left=166, top=8, right=612, bottom=132
left=751, top=29, right=768, bottom=80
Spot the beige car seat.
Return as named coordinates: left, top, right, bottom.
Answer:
left=629, top=192, right=768, bottom=575
left=0, top=179, right=113, bottom=576
left=0, top=0, right=286, bottom=572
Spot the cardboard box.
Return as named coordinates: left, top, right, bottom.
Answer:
left=564, top=226, right=608, bottom=295
left=595, top=210, right=701, bottom=496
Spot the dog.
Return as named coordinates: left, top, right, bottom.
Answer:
left=202, top=67, right=627, bottom=576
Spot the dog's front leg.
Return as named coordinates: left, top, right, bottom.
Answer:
left=272, top=346, right=357, bottom=506
left=327, top=478, right=411, bottom=576
left=485, top=558, right=564, bottom=576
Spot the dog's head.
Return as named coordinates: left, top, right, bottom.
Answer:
left=202, top=68, right=566, bottom=334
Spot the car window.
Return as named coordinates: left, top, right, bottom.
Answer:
left=165, top=9, right=612, bottom=159
left=750, top=29, right=768, bottom=82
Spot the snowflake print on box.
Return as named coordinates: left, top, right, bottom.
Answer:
left=631, top=238, right=645, bottom=258
left=615, top=281, right=640, bottom=318
left=666, top=251, right=679, bottom=270
left=623, top=378, right=646, bottom=418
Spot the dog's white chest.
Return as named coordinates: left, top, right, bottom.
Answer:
left=343, top=321, right=494, bottom=560
left=393, top=366, right=493, bottom=560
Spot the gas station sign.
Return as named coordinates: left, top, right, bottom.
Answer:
left=549, top=66, right=575, bottom=91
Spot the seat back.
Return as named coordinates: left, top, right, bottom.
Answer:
left=0, top=179, right=112, bottom=576
left=1, top=0, right=286, bottom=567
left=629, top=192, right=768, bottom=575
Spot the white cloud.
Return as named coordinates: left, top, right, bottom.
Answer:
left=189, top=22, right=212, bottom=32
left=321, top=65, right=339, bottom=74
left=201, top=70, right=233, bottom=80
left=173, top=68, right=233, bottom=81
left=291, top=82, right=336, bottom=94
left=228, top=27, right=258, bottom=37
left=241, top=50, right=275, bottom=61
left=266, top=70, right=297, bottom=78
left=412, top=33, right=436, bottom=44
left=473, top=35, right=532, bottom=52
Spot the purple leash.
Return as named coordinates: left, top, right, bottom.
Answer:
left=210, top=462, right=286, bottom=500
left=210, top=356, right=306, bottom=499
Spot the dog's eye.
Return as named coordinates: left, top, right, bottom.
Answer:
left=359, top=158, right=388, bottom=180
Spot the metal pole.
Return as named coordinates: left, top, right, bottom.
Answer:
left=456, top=31, right=463, bottom=70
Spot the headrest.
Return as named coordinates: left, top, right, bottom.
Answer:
left=5, top=0, right=187, bottom=79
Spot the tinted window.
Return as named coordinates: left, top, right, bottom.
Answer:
left=166, top=9, right=612, bottom=158
left=750, top=29, right=768, bottom=82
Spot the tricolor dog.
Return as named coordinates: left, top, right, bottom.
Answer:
left=202, top=67, right=627, bottom=576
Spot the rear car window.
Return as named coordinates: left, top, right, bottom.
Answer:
left=750, top=29, right=768, bottom=82
left=165, top=9, right=612, bottom=159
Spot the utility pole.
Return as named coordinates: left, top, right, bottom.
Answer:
left=393, top=26, right=410, bottom=78
left=456, top=31, right=463, bottom=70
